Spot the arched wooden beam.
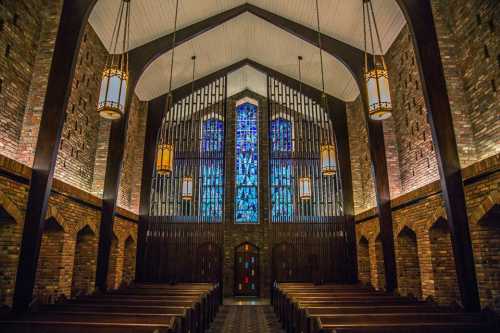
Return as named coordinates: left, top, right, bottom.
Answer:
left=13, top=0, right=98, bottom=313
left=395, top=0, right=480, bottom=312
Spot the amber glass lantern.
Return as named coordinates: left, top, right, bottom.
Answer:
left=363, top=0, right=392, bottom=121
left=182, top=177, right=193, bottom=200
left=299, top=177, right=312, bottom=201
left=365, top=62, right=392, bottom=120
left=98, top=64, right=128, bottom=119
left=97, top=0, right=131, bottom=120
left=320, top=145, right=337, bottom=176
left=156, top=144, right=174, bottom=176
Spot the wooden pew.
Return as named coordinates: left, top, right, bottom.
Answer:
left=273, top=283, right=498, bottom=333
left=0, top=283, right=220, bottom=333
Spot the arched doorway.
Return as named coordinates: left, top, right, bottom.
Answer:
left=357, top=236, right=371, bottom=285
left=234, top=242, right=259, bottom=297
left=71, top=225, right=97, bottom=297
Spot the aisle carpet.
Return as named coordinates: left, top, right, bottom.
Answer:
left=207, top=305, right=285, bottom=333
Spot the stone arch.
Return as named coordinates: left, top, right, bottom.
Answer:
left=469, top=192, right=500, bottom=311
left=45, top=205, right=67, bottom=232
left=396, top=226, right=422, bottom=298
left=106, top=232, right=121, bottom=290
left=428, top=217, right=459, bottom=305
left=0, top=192, right=23, bottom=224
left=0, top=193, right=23, bottom=306
left=34, top=216, right=66, bottom=302
left=357, top=236, right=371, bottom=285
left=372, top=234, right=386, bottom=290
left=71, top=225, right=98, bottom=297
left=72, top=216, right=98, bottom=238
left=122, top=235, right=136, bottom=286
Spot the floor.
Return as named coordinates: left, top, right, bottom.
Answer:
left=207, top=298, right=284, bottom=333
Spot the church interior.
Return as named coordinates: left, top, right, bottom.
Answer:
left=0, top=0, right=499, bottom=332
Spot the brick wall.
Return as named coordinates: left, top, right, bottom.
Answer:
left=385, top=25, right=440, bottom=194
left=356, top=154, right=500, bottom=310
left=53, top=25, right=107, bottom=192
left=0, top=155, right=138, bottom=306
left=436, top=0, right=499, bottom=161
left=0, top=0, right=46, bottom=160
left=17, top=0, right=61, bottom=165
left=346, top=98, right=376, bottom=214
left=117, top=95, right=147, bottom=213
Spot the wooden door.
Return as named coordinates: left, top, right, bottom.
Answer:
left=234, top=242, right=259, bottom=296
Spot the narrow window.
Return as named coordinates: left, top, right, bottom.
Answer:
left=235, top=102, right=259, bottom=224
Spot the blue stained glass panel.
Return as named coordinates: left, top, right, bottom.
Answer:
left=235, top=103, right=258, bottom=223
left=201, top=118, right=224, bottom=220
left=271, top=118, right=293, bottom=219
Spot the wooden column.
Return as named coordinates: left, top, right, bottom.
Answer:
left=136, top=95, right=167, bottom=282
left=352, top=65, right=398, bottom=292
left=95, top=74, right=138, bottom=292
left=328, top=98, right=357, bottom=283
left=12, top=0, right=97, bottom=313
left=397, top=0, right=480, bottom=311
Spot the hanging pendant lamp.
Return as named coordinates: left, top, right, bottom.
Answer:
left=299, top=177, right=312, bottom=201
left=97, top=0, right=132, bottom=120
left=181, top=55, right=197, bottom=200
left=363, top=0, right=392, bottom=120
left=314, top=0, right=338, bottom=177
left=156, top=0, right=180, bottom=176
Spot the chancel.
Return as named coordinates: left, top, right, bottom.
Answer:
left=0, top=0, right=498, bottom=332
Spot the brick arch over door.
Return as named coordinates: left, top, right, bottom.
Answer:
left=428, top=217, right=459, bottom=305
left=0, top=193, right=24, bottom=306
left=357, top=236, right=370, bottom=285
left=396, top=226, right=422, bottom=298
left=470, top=191, right=500, bottom=311
left=71, top=225, right=98, bottom=297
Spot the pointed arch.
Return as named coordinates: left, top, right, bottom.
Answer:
left=0, top=192, right=23, bottom=224
left=470, top=190, right=499, bottom=225
left=396, top=226, right=422, bottom=298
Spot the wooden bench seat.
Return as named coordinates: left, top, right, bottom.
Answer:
left=0, top=283, right=220, bottom=333
left=272, top=283, right=498, bottom=333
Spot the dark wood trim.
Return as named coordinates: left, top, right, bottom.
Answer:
left=328, top=98, right=357, bottom=283
left=136, top=95, right=167, bottom=282
left=95, top=76, right=137, bottom=292
left=395, top=0, right=480, bottom=311
left=12, top=0, right=97, bottom=313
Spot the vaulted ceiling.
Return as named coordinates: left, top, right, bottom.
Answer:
left=88, top=0, right=406, bottom=102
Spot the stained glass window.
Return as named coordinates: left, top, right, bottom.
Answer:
left=201, top=118, right=224, bottom=221
left=270, top=118, right=293, bottom=219
left=235, top=103, right=259, bottom=223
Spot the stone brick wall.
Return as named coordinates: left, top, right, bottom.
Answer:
left=0, top=155, right=138, bottom=306
left=434, top=0, right=499, bottom=161
left=117, top=95, right=147, bottom=213
left=17, top=0, right=61, bottom=165
left=356, top=154, right=500, bottom=310
left=0, top=0, right=46, bottom=160
left=53, top=25, right=107, bottom=192
left=346, top=98, right=376, bottom=214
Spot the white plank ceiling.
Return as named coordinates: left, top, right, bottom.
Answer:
left=133, top=13, right=359, bottom=102
left=89, top=0, right=406, bottom=102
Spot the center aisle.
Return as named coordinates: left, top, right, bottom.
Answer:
left=207, top=300, right=285, bottom=333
